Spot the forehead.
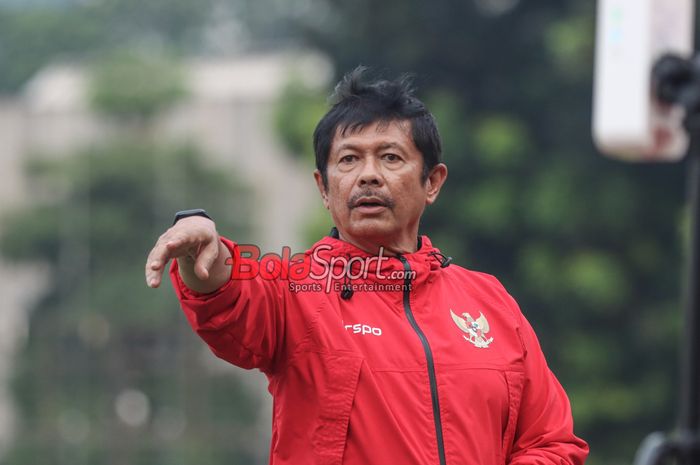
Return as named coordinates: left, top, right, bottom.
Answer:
left=330, top=120, right=416, bottom=154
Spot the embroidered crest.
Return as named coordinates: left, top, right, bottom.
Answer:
left=450, top=309, right=494, bottom=348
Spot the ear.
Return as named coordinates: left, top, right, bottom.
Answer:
left=425, top=163, right=448, bottom=205
left=314, top=169, right=330, bottom=209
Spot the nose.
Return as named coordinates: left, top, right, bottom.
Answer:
left=357, top=157, right=384, bottom=187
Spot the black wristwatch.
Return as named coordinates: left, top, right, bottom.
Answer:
left=172, top=208, right=212, bottom=225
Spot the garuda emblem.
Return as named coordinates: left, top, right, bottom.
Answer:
left=450, top=309, right=494, bottom=348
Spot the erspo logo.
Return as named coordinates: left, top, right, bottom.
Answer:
left=344, top=323, right=383, bottom=336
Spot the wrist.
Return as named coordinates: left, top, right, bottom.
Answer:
left=177, top=239, right=231, bottom=294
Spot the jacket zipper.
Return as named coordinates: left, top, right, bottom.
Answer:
left=398, top=255, right=447, bottom=465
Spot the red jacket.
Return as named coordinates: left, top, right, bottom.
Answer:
left=171, top=234, right=589, bottom=465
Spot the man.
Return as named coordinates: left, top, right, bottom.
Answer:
left=145, top=67, right=589, bottom=465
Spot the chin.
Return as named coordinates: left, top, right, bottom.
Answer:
left=345, top=220, right=395, bottom=243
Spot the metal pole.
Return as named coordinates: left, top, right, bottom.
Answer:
left=632, top=53, right=700, bottom=465
left=678, top=122, right=700, bottom=464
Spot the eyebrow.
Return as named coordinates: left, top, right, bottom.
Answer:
left=335, top=142, right=406, bottom=152
left=377, top=142, right=404, bottom=152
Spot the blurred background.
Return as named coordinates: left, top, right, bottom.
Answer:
left=0, top=0, right=694, bottom=464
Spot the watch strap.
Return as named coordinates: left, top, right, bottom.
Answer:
left=173, top=208, right=212, bottom=225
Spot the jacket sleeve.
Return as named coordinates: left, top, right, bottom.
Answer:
left=169, top=236, right=285, bottom=374
left=507, top=307, right=589, bottom=465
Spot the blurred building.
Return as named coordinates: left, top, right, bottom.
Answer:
left=0, top=51, right=332, bottom=457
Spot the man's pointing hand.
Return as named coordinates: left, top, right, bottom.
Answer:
left=145, top=216, right=232, bottom=293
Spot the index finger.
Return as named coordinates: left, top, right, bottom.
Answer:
left=145, top=235, right=181, bottom=288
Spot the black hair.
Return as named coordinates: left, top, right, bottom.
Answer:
left=313, top=66, right=442, bottom=188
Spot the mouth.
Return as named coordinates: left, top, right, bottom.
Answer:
left=356, top=199, right=385, bottom=207
left=352, top=196, right=390, bottom=214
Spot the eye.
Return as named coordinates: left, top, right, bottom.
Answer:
left=382, top=153, right=401, bottom=162
left=339, top=154, right=357, bottom=163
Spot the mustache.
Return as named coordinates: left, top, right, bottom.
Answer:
left=347, top=190, right=395, bottom=209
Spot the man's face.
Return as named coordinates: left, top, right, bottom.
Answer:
left=314, top=120, right=447, bottom=254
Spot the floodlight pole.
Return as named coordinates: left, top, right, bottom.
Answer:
left=678, top=105, right=700, bottom=456
left=633, top=53, right=700, bottom=465
left=679, top=116, right=700, bottom=464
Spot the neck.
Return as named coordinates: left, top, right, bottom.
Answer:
left=336, top=229, right=418, bottom=256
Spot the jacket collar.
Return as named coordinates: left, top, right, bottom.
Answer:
left=303, top=227, right=448, bottom=285
left=327, top=226, right=425, bottom=252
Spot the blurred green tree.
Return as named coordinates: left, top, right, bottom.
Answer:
left=274, top=78, right=327, bottom=165
left=0, top=0, right=215, bottom=92
left=0, top=50, right=261, bottom=464
left=90, top=50, right=186, bottom=122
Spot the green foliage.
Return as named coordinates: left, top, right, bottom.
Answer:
left=0, top=140, right=258, bottom=464
left=0, top=2, right=273, bottom=462
left=472, top=115, right=529, bottom=169
left=303, top=203, right=335, bottom=246
left=543, top=6, right=595, bottom=81
left=272, top=78, right=339, bottom=246
left=90, top=51, right=185, bottom=120
left=0, top=7, right=105, bottom=92
left=274, top=79, right=328, bottom=163
left=0, top=0, right=215, bottom=92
